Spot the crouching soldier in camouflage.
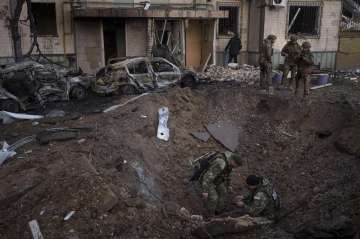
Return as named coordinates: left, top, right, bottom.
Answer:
left=281, top=35, right=301, bottom=89
left=295, top=41, right=314, bottom=97
left=235, top=175, right=280, bottom=219
left=198, top=151, right=243, bottom=216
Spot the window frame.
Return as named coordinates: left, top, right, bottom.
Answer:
left=31, top=2, right=58, bottom=37
left=217, top=2, right=241, bottom=39
left=286, top=2, right=323, bottom=39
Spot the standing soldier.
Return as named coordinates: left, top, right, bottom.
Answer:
left=295, top=41, right=314, bottom=97
left=281, top=35, right=301, bottom=89
left=225, top=32, right=242, bottom=64
left=198, top=151, right=243, bottom=217
left=259, top=35, right=277, bottom=95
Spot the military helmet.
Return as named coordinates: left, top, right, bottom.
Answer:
left=224, top=151, right=243, bottom=166
left=289, top=35, right=298, bottom=42
left=302, top=41, right=311, bottom=49
left=267, top=34, right=277, bottom=41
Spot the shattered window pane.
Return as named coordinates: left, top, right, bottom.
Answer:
left=151, top=61, right=174, bottom=73
left=32, top=3, right=58, bottom=36
left=218, top=6, right=239, bottom=36
left=128, top=61, right=148, bottom=74
left=288, top=6, right=320, bottom=36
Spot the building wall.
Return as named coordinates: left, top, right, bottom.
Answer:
left=336, top=32, right=360, bottom=69
left=125, top=19, right=148, bottom=57
left=247, top=0, right=263, bottom=65
left=215, top=0, right=249, bottom=65
left=0, top=0, right=75, bottom=65
left=75, top=19, right=104, bottom=73
left=262, top=0, right=341, bottom=69
left=0, top=1, right=13, bottom=63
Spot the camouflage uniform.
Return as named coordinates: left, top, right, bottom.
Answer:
left=295, top=42, right=314, bottom=97
left=243, top=177, right=276, bottom=218
left=200, top=153, right=233, bottom=216
left=281, top=40, right=301, bottom=88
left=259, top=36, right=275, bottom=93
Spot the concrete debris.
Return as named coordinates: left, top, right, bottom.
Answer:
left=206, top=121, right=240, bottom=152
left=178, top=207, right=204, bottom=222
left=0, top=111, right=43, bottom=124
left=64, top=211, right=76, bottom=221
left=334, top=68, right=360, bottom=82
left=0, top=142, right=16, bottom=166
left=0, top=136, right=35, bottom=166
left=36, top=126, right=94, bottom=145
left=198, top=64, right=260, bottom=85
left=190, top=131, right=211, bottom=142
left=28, top=220, right=44, bottom=239
left=157, top=107, right=170, bottom=141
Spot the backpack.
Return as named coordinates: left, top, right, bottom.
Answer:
left=189, top=151, right=220, bottom=182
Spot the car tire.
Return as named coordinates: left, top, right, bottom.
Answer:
left=120, top=84, right=138, bottom=95
left=70, top=85, right=87, bottom=100
left=180, top=75, right=196, bottom=88
left=1, top=99, right=20, bottom=113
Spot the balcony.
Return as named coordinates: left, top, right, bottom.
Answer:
left=71, top=0, right=215, bottom=11
left=71, top=0, right=228, bottom=19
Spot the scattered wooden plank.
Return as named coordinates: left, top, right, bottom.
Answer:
left=201, top=54, right=212, bottom=73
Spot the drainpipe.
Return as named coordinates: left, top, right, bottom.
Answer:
left=62, top=1, right=67, bottom=63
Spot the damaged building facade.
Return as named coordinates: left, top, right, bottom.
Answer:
left=0, top=0, right=343, bottom=72
left=0, top=0, right=228, bottom=73
left=248, top=0, right=342, bottom=69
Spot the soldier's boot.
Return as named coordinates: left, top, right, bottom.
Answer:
left=288, top=78, right=294, bottom=91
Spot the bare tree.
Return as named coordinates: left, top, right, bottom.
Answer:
left=9, top=0, right=25, bottom=62
left=8, top=0, right=48, bottom=63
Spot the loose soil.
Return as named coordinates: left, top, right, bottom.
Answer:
left=0, top=81, right=359, bottom=239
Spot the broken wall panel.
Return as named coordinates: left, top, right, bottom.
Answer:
left=126, top=19, right=147, bottom=57
left=75, top=19, right=105, bottom=73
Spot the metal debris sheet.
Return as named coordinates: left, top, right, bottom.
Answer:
left=206, top=121, right=240, bottom=152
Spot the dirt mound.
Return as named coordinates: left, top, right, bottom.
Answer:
left=0, top=83, right=360, bottom=239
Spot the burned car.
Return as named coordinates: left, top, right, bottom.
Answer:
left=93, top=57, right=198, bottom=95
left=0, top=61, right=93, bottom=112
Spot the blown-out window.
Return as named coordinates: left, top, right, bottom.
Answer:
left=218, top=6, right=239, bottom=36
left=32, top=3, right=58, bottom=36
left=288, top=4, right=321, bottom=36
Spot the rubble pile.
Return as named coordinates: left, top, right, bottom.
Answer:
left=198, top=64, right=260, bottom=85
left=334, top=68, right=360, bottom=83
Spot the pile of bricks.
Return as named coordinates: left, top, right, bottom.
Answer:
left=198, top=64, right=260, bottom=86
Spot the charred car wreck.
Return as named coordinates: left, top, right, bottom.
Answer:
left=0, top=61, right=93, bottom=112
left=93, top=57, right=198, bottom=95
